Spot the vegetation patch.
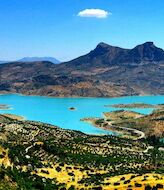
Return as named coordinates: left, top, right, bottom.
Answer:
left=0, top=113, right=163, bottom=189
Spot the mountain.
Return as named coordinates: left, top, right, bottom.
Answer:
left=0, top=61, right=10, bottom=64
left=59, top=42, right=164, bottom=69
left=0, top=42, right=164, bottom=97
left=0, top=57, right=60, bottom=64
left=17, top=57, right=60, bottom=64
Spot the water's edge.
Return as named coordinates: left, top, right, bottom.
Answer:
left=0, top=94, right=163, bottom=135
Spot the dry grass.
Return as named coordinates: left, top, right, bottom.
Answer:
left=32, top=164, right=164, bottom=189
left=0, top=146, right=11, bottom=167
left=103, top=173, right=164, bottom=190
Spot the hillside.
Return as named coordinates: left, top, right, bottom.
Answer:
left=0, top=114, right=163, bottom=189
left=0, top=42, right=164, bottom=97
left=82, top=104, right=164, bottom=139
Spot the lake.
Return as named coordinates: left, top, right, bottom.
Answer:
left=0, top=94, right=164, bottom=135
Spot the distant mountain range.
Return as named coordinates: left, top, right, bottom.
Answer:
left=0, top=61, right=10, bottom=64
left=0, top=42, right=164, bottom=97
left=17, top=57, right=60, bottom=64
left=0, top=57, right=60, bottom=64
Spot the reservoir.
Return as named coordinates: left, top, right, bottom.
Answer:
left=0, top=94, right=163, bottom=135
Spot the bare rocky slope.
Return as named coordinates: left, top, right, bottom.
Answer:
left=0, top=42, right=164, bottom=97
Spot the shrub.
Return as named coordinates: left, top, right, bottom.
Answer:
left=56, top=166, right=61, bottom=172
left=156, top=184, right=163, bottom=188
left=135, top=183, right=142, bottom=187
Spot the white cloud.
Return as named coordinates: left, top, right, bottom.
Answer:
left=77, top=9, right=111, bottom=19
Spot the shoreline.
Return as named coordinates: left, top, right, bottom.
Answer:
left=1, top=113, right=26, bottom=121
left=0, top=92, right=163, bottom=99
left=1, top=94, right=163, bottom=137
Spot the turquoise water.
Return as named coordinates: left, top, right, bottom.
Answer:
left=0, top=94, right=163, bottom=135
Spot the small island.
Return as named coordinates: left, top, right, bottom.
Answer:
left=69, top=107, right=76, bottom=111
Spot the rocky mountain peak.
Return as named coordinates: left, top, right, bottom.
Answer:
left=130, top=42, right=164, bottom=62
left=96, top=42, right=111, bottom=48
left=143, top=41, right=154, bottom=46
left=134, top=41, right=156, bottom=50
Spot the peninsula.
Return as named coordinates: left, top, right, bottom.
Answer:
left=82, top=104, right=164, bottom=138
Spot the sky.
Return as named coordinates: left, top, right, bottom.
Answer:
left=0, top=0, right=164, bottom=61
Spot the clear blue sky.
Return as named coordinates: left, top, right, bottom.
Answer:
left=0, top=0, right=164, bottom=61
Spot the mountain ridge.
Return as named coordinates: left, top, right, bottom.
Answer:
left=0, top=41, right=164, bottom=97
left=0, top=57, right=60, bottom=64
left=18, top=57, right=60, bottom=64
